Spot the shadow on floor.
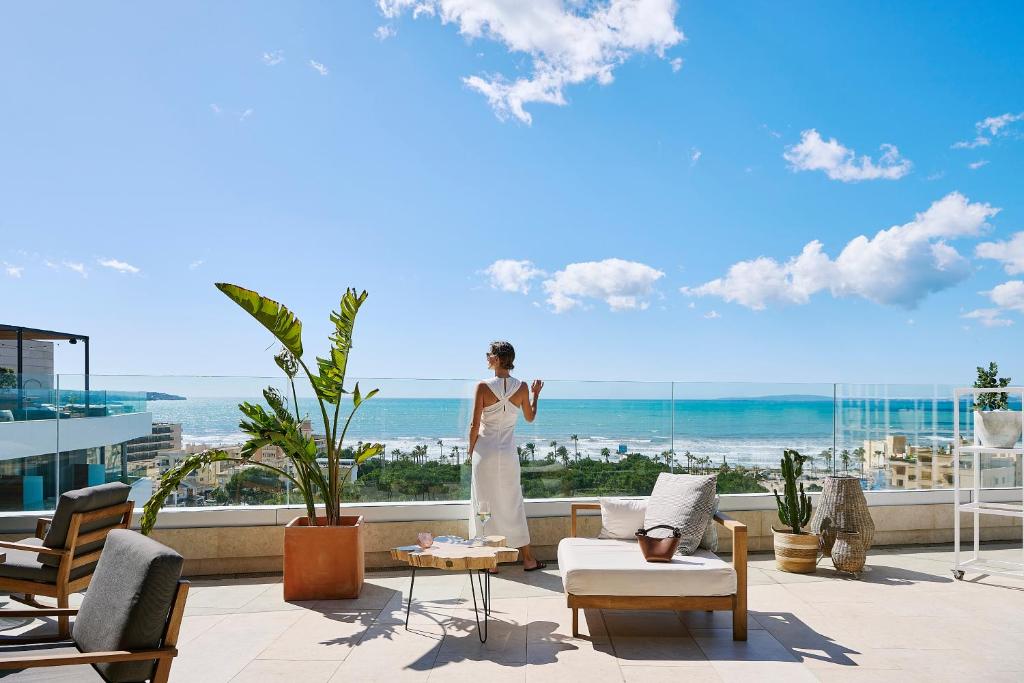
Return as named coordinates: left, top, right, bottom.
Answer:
left=752, top=611, right=861, bottom=665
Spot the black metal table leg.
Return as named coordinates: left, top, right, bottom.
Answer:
left=404, top=566, right=416, bottom=629
left=468, top=568, right=491, bottom=642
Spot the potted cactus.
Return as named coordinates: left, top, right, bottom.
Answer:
left=772, top=449, right=820, bottom=573
left=973, top=362, right=1021, bottom=449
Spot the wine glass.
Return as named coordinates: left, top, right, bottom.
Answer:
left=476, top=501, right=492, bottom=542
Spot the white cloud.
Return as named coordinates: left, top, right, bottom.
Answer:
left=3, top=263, right=23, bottom=278
left=684, top=192, right=999, bottom=310
left=689, top=148, right=701, bottom=166
left=542, top=258, right=664, bottom=312
left=262, top=50, right=285, bottom=66
left=484, top=259, right=544, bottom=294
left=63, top=261, right=88, bottom=278
left=188, top=259, right=205, bottom=270
left=239, top=108, right=253, bottom=122
left=953, top=112, right=1023, bottom=149
left=375, top=25, right=397, bottom=40
left=784, top=129, right=912, bottom=182
left=968, top=160, right=989, bottom=170
left=988, top=280, right=1024, bottom=313
left=378, top=0, right=684, bottom=125
left=98, top=258, right=140, bottom=274
left=761, top=124, right=782, bottom=139
left=925, top=170, right=945, bottom=181
left=703, top=310, right=720, bottom=319
left=309, top=60, right=329, bottom=76
left=210, top=104, right=222, bottom=115
left=977, top=232, right=1024, bottom=275
left=670, top=57, right=683, bottom=72
left=962, top=308, right=1013, bottom=328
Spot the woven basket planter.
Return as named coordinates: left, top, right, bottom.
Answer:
left=831, top=530, right=867, bottom=575
left=772, top=528, right=819, bottom=573
left=811, top=475, right=874, bottom=554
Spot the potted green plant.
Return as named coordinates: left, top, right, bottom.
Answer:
left=141, top=284, right=382, bottom=600
left=973, top=362, right=1021, bottom=449
left=771, top=449, right=819, bottom=573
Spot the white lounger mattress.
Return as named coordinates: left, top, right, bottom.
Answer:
left=557, top=537, right=736, bottom=597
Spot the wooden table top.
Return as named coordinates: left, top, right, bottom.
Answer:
left=390, top=536, right=519, bottom=570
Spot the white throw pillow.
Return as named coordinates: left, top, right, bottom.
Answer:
left=643, top=473, right=717, bottom=555
left=598, top=497, right=648, bottom=540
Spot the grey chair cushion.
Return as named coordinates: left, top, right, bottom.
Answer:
left=73, top=530, right=184, bottom=683
left=643, top=473, right=717, bottom=555
left=0, top=537, right=94, bottom=585
left=39, top=482, right=131, bottom=568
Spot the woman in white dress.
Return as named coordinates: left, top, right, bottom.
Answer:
left=468, top=341, right=546, bottom=572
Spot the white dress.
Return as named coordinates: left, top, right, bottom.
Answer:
left=470, top=376, right=530, bottom=548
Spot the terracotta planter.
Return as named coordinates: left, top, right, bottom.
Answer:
left=284, top=515, right=364, bottom=601
left=772, top=527, right=819, bottom=574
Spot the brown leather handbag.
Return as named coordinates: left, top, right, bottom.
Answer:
left=635, top=525, right=682, bottom=562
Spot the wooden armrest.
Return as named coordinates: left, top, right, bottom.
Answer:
left=34, top=517, right=52, bottom=539
left=570, top=503, right=601, bottom=537
left=0, top=608, right=78, bottom=618
left=0, top=648, right=177, bottom=669
left=0, top=541, right=65, bottom=556
left=713, top=511, right=747, bottom=534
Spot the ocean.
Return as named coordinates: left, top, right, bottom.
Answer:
left=146, top=395, right=972, bottom=467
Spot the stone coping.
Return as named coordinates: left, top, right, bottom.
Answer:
left=0, top=486, right=1018, bottom=534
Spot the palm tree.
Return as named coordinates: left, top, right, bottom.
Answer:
left=684, top=450, right=694, bottom=473
left=601, top=447, right=611, bottom=463
left=549, top=440, right=558, bottom=461
left=525, top=442, right=536, bottom=462
left=560, top=452, right=571, bottom=469
left=451, top=445, right=460, bottom=466
left=840, top=449, right=851, bottom=474
left=570, top=434, right=579, bottom=461
left=437, top=439, right=444, bottom=461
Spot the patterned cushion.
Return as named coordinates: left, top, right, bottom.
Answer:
left=598, top=498, right=647, bottom=539
left=699, top=495, right=720, bottom=552
left=643, top=473, right=717, bottom=555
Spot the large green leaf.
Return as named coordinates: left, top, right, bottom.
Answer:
left=216, top=283, right=303, bottom=358
left=313, top=289, right=368, bottom=404
left=141, top=449, right=233, bottom=534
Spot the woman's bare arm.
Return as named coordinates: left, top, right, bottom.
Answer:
left=518, top=380, right=543, bottom=423
left=468, top=382, right=486, bottom=456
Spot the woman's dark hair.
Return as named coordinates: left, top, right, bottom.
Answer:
left=488, top=341, right=515, bottom=371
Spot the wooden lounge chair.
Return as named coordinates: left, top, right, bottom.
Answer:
left=560, top=502, right=748, bottom=641
left=0, top=529, right=189, bottom=683
left=0, top=482, right=133, bottom=637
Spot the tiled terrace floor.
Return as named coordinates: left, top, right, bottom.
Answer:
left=3, top=544, right=1024, bottom=682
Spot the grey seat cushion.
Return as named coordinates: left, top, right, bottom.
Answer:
left=73, top=530, right=183, bottom=683
left=0, top=537, right=93, bottom=585
left=643, top=473, right=717, bottom=555
left=39, top=483, right=131, bottom=568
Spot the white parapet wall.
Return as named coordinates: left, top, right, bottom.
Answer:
left=0, top=411, right=153, bottom=460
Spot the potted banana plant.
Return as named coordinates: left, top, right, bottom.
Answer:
left=771, top=449, right=820, bottom=573
left=973, top=362, right=1021, bottom=449
left=141, top=284, right=382, bottom=600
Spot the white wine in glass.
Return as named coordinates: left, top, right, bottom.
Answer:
left=476, top=501, right=492, bottom=540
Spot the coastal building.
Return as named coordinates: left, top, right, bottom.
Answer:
left=0, top=324, right=151, bottom=510
left=125, top=422, right=183, bottom=463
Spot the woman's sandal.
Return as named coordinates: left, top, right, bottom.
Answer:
left=523, top=561, right=547, bottom=572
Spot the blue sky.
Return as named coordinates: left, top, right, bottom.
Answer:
left=1, top=1, right=1022, bottom=386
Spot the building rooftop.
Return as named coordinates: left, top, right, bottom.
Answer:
left=5, top=543, right=1021, bottom=682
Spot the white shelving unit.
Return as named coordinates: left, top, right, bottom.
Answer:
left=952, top=387, right=1024, bottom=580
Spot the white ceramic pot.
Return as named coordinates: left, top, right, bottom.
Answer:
left=974, top=410, right=1023, bottom=449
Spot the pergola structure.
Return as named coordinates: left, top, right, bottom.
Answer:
left=0, top=324, right=90, bottom=391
